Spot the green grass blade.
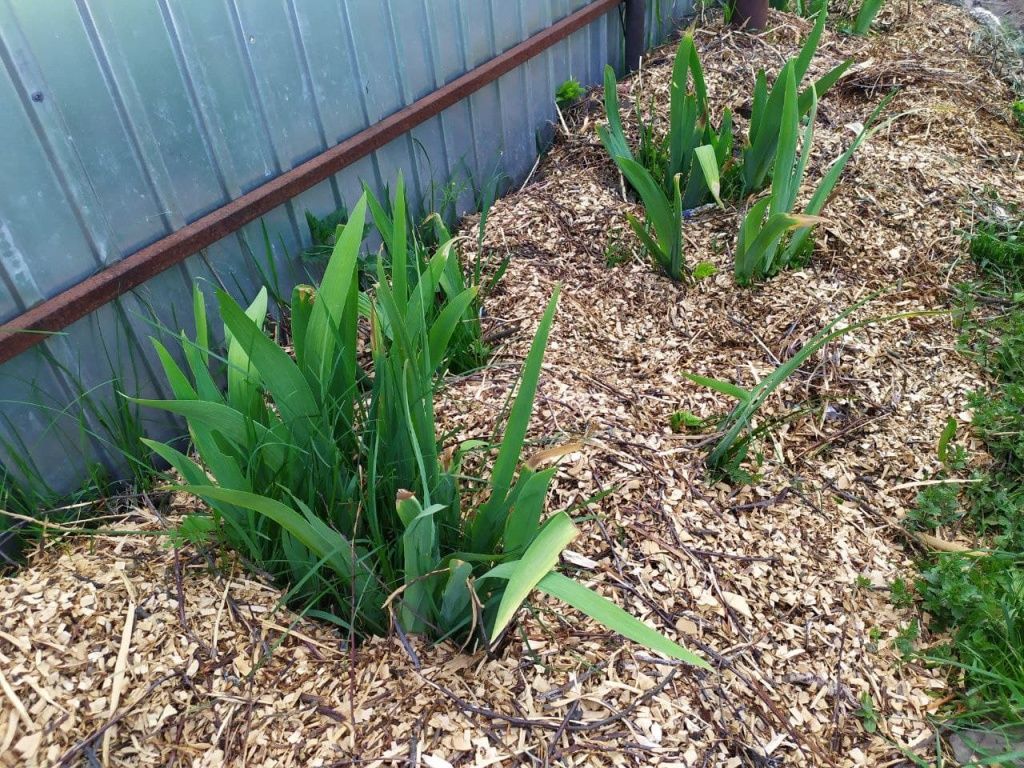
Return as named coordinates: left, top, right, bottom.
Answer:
left=181, top=334, right=224, bottom=404
left=744, top=63, right=793, bottom=193
left=490, top=511, right=578, bottom=638
left=471, top=288, right=560, bottom=551
left=683, top=372, right=752, bottom=402
left=715, top=109, right=734, bottom=166
left=599, top=65, right=632, bottom=162
left=755, top=213, right=821, bottom=276
left=693, top=144, right=723, bottom=208
left=708, top=295, right=892, bottom=468
left=537, top=571, right=710, bottom=668
left=686, top=30, right=709, bottom=113
left=364, top=184, right=395, bottom=257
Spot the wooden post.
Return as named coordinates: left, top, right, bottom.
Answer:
left=623, top=0, right=646, bottom=72
left=733, top=0, right=768, bottom=30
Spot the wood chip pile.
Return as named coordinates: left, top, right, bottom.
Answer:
left=2, top=2, right=1023, bottom=765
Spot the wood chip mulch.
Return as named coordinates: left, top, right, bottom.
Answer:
left=3, top=2, right=1023, bottom=765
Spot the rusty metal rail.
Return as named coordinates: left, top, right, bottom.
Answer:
left=0, top=0, right=635, bottom=364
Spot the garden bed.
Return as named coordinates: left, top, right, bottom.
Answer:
left=2, top=2, right=1023, bottom=766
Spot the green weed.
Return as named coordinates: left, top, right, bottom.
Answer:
left=604, top=228, right=633, bottom=267
left=918, top=554, right=1024, bottom=725
left=889, top=576, right=914, bottom=607
left=904, top=483, right=961, bottom=532
left=692, top=261, right=718, bottom=280
left=903, top=198, right=1024, bottom=736
left=894, top=619, right=918, bottom=658
left=670, top=410, right=705, bottom=432
left=857, top=692, right=879, bottom=733
left=556, top=78, right=585, bottom=111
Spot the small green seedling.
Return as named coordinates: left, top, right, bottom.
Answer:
left=692, top=261, right=718, bottom=281
left=857, top=692, right=878, bottom=733
left=670, top=410, right=706, bottom=432
left=556, top=78, right=585, bottom=110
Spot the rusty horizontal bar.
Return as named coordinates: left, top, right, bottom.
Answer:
left=0, top=0, right=623, bottom=365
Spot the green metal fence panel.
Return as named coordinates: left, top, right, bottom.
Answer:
left=0, top=0, right=693, bottom=494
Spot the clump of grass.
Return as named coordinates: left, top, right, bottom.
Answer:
left=904, top=482, right=962, bottom=533
left=1013, top=100, right=1024, bottom=131
left=604, top=227, right=633, bottom=267
left=136, top=192, right=706, bottom=665
left=968, top=200, right=1024, bottom=289
left=904, top=197, right=1024, bottom=745
left=918, top=553, right=1024, bottom=726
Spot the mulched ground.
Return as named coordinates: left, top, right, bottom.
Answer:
left=2, top=2, right=1023, bottom=766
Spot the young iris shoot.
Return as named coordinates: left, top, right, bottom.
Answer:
left=687, top=295, right=936, bottom=476
left=852, top=0, right=885, bottom=34
left=735, top=82, right=896, bottom=285
left=599, top=31, right=732, bottom=280
left=741, top=6, right=851, bottom=195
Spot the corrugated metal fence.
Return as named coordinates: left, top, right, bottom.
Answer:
left=0, top=0, right=691, bottom=494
